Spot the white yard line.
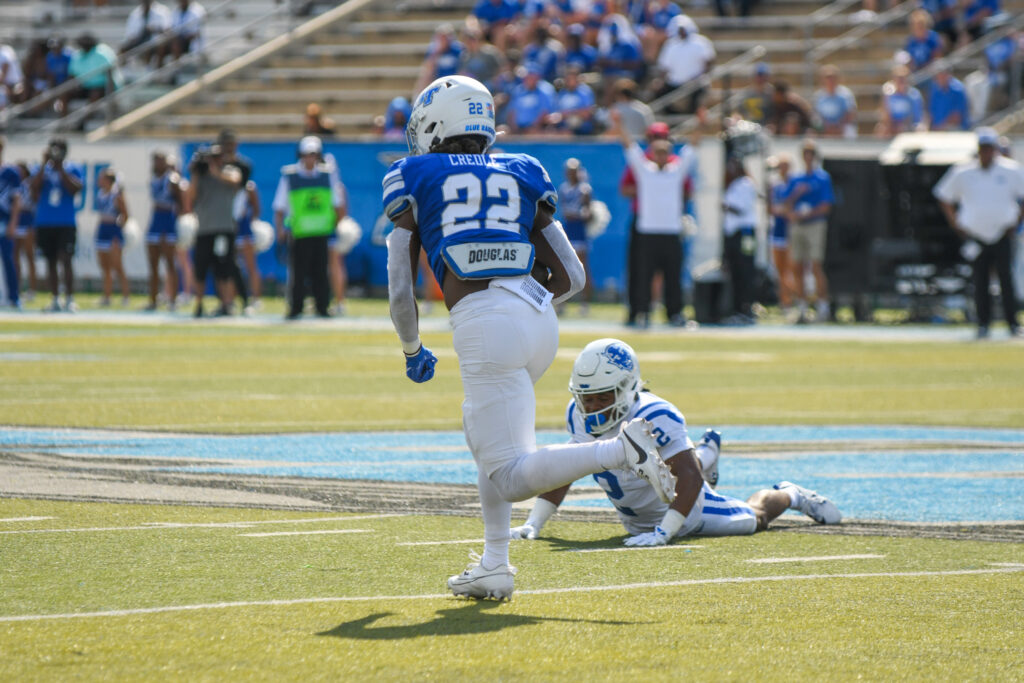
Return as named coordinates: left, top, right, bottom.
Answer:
left=398, top=539, right=487, bottom=546
left=568, top=545, right=704, bottom=553
left=0, top=514, right=403, bottom=535
left=0, top=516, right=55, bottom=523
left=2, top=566, right=1020, bottom=623
left=238, top=529, right=370, bottom=537
left=746, top=554, right=885, bottom=564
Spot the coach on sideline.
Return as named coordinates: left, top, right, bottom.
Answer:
left=935, top=127, right=1024, bottom=339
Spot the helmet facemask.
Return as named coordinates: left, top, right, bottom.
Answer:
left=569, top=339, right=642, bottom=436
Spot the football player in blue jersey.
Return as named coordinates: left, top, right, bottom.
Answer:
left=385, top=75, right=677, bottom=600
left=510, top=339, right=841, bottom=544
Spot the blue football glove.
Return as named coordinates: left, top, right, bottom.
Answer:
left=623, top=526, right=671, bottom=547
left=404, top=345, right=437, bottom=383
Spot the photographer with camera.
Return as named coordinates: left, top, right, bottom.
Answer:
left=30, top=138, right=84, bottom=312
left=183, top=144, right=242, bottom=318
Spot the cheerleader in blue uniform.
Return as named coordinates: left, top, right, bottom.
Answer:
left=13, top=163, right=39, bottom=299
left=95, top=168, right=130, bottom=307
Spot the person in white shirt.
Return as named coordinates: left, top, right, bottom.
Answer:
left=0, top=44, right=24, bottom=108
left=170, top=0, right=205, bottom=61
left=721, top=156, right=759, bottom=323
left=655, top=15, right=715, bottom=118
left=121, top=1, right=172, bottom=67
left=934, top=127, right=1024, bottom=339
left=613, top=108, right=690, bottom=327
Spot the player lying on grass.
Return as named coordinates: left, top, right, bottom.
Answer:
left=511, top=339, right=841, bottom=545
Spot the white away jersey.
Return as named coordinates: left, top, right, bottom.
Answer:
left=566, top=390, right=694, bottom=531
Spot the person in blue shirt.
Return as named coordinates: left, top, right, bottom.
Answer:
left=557, top=158, right=593, bottom=312
left=905, top=9, right=944, bottom=72
left=813, top=64, right=858, bottom=138
left=146, top=150, right=182, bottom=311
left=553, top=66, right=596, bottom=135
left=563, top=23, right=597, bottom=75
left=521, top=25, right=563, bottom=83
left=45, top=37, right=73, bottom=89
left=94, top=168, right=131, bottom=307
left=506, top=65, right=556, bottom=134
left=928, top=64, right=970, bottom=131
left=964, top=0, right=1000, bottom=41
left=878, top=66, right=924, bottom=137
left=596, top=14, right=643, bottom=85
left=385, top=75, right=675, bottom=600
left=425, top=24, right=464, bottom=81
left=920, top=0, right=958, bottom=46
left=785, top=139, right=834, bottom=323
left=0, top=138, right=23, bottom=309
left=30, top=138, right=84, bottom=312
left=637, top=0, right=681, bottom=62
left=13, top=163, right=39, bottom=299
left=767, top=154, right=796, bottom=312
left=472, top=0, right=519, bottom=49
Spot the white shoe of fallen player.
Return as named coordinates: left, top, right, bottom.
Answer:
left=447, top=552, right=516, bottom=600
left=774, top=481, right=842, bottom=524
left=699, top=429, right=721, bottom=487
left=618, top=418, right=677, bottom=504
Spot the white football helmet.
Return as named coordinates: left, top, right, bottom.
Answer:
left=569, top=339, right=643, bottom=436
left=406, top=75, right=496, bottom=155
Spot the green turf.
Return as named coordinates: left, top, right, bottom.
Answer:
left=1, top=499, right=1022, bottom=681
left=2, top=299, right=1023, bottom=431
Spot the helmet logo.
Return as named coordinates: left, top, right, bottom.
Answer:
left=602, top=344, right=634, bottom=372
left=419, top=85, right=442, bottom=107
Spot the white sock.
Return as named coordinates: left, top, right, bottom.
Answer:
left=695, top=443, right=716, bottom=471
left=516, top=439, right=625, bottom=497
left=779, top=485, right=802, bottom=509
left=478, top=469, right=510, bottom=570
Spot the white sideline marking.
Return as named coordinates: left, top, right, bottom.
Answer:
left=398, top=539, right=487, bottom=546
left=0, top=516, right=55, bottom=523
left=568, top=545, right=704, bottom=553
left=0, top=515, right=403, bottom=535
left=2, top=566, right=1021, bottom=623
left=238, top=529, right=370, bottom=538
left=747, top=554, right=885, bottom=564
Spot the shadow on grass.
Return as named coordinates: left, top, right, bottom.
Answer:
left=317, top=601, right=637, bottom=639
left=541, top=535, right=627, bottom=552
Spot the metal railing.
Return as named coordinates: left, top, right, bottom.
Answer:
left=0, top=0, right=294, bottom=134
left=651, top=45, right=767, bottom=121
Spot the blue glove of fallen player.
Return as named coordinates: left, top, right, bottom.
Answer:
left=404, top=345, right=437, bottom=383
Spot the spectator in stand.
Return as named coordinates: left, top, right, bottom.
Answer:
left=429, top=24, right=464, bottom=79
left=981, top=24, right=1017, bottom=112
left=785, top=139, right=834, bottom=324
left=715, top=0, right=756, bottom=17
left=507, top=64, right=556, bottom=134
left=557, top=158, right=593, bottom=314
left=122, top=0, right=172, bottom=68
left=45, top=37, right=73, bottom=90
left=905, top=9, right=944, bottom=73
left=963, top=0, right=1000, bottom=42
left=553, top=66, right=596, bottom=135
left=563, top=23, right=597, bottom=75
left=734, top=62, right=773, bottom=126
left=66, top=33, right=123, bottom=110
left=473, top=0, right=519, bottom=51
left=767, top=81, right=814, bottom=135
left=459, top=26, right=504, bottom=89
left=814, top=64, right=858, bottom=138
left=170, top=0, right=206, bottom=61
left=638, top=0, right=682, bottom=63
left=605, top=77, right=655, bottom=140
left=303, top=102, right=336, bottom=137
left=376, top=97, right=411, bottom=141
left=921, top=0, right=958, bottom=47
left=655, top=15, right=715, bottom=119
left=877, top=65, right=924, bottom=136
left=596, top=14, right=643, bottom=90
left=0, top=43, right=24, bottom=109
left=522, top=24, right=564, bottom=83
left=21, top=40, right=50, bottom=103
left=927, top=62, right=970, bottom=131
left=491, top=51, right=523, bottom=126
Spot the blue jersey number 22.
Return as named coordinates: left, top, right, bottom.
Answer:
left=440, top=171, right=521, bottom=236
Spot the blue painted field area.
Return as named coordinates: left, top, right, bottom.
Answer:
left=2, top=426, right=1021, bottom=523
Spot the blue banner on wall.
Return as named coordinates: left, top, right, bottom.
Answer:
left=181, top=140, right=658, bottom=293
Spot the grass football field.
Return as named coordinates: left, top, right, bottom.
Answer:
left=1, top=299, right=1022, bottom=681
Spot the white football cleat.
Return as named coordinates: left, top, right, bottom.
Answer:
left=447, top=552, right=516, bottom=600
left=774, top=481, right=842, bottom=524
left=618, top=418, right=677, bottom=504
